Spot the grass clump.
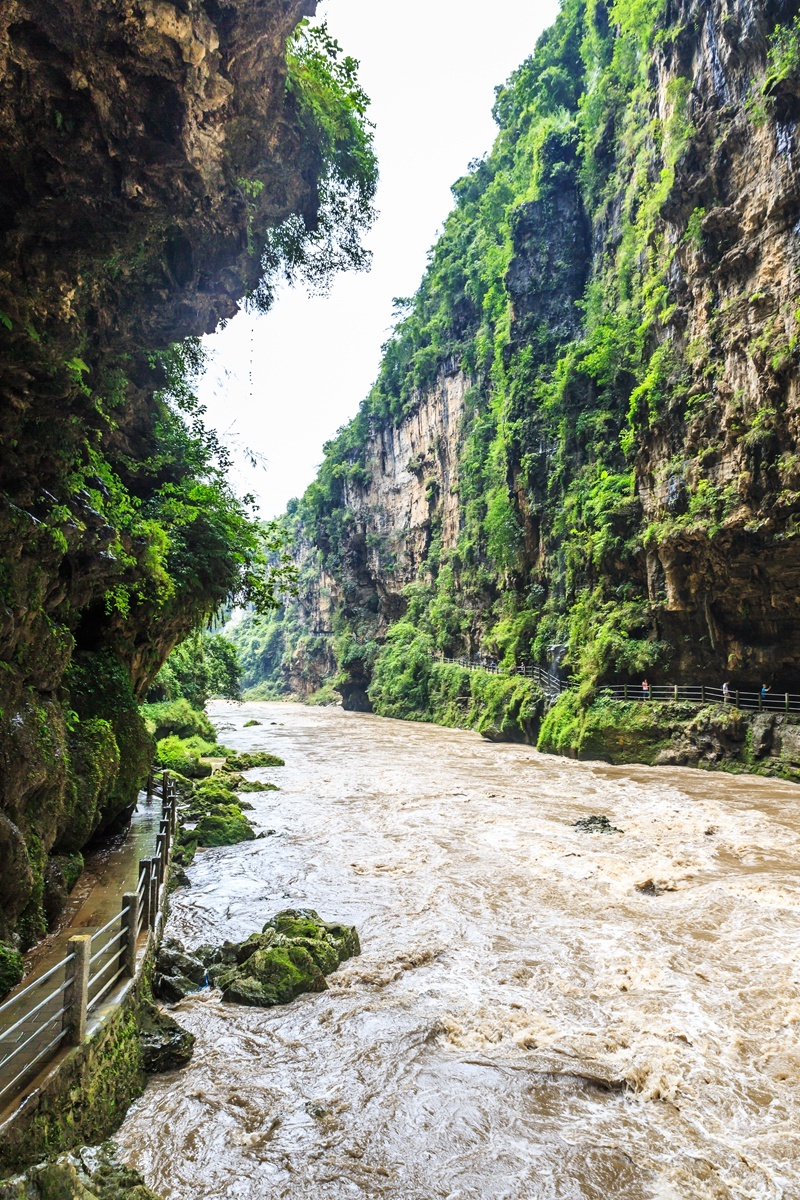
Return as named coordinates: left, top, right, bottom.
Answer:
left=0, top=943, right=24, bottom=1000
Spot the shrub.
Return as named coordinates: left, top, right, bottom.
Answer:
left=141, top=698, right=216, bottom=741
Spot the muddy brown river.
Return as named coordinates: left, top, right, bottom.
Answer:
left=116, top=701, right=800, bottom=1199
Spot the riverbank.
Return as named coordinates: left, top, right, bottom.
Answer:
left=113, top=700, right=800, bottom=1198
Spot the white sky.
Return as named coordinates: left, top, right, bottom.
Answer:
left=199, top=0, right=560, bottom=518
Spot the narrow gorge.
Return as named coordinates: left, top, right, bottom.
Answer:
left=2, top=0, right=800, bottom=1197
left=235, top=0, right=800, bottom=778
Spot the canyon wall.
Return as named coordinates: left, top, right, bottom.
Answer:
left=0, top=0, right=374, bottom=954
left=236, top=0, right=800, bottom=766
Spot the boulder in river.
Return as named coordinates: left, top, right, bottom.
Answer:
left=138, top=1001, right=195, bottom=1072
left=200, top=909, right=360, bottom=1007
left=153, top=938, right=207, bottom=1002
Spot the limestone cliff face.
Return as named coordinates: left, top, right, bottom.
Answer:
left=639, top=0, right=800, bottom=681
left=246, top=0, right=800, bottom=744
left=340, top=369, right=467, bottom=592
left=0, top=0, right=333, bottom=947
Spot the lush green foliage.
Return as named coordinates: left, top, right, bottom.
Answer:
left=140, top=698, right=216, bottom=742
left=367, top=621, right=544, bottom=742
left=250, top=22, right=378, bottom=310
left=149, top=632, right=242, bottom=709
left=0, top=943, right=24, bottom=1001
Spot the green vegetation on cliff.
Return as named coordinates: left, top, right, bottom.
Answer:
left=237, top=0, right=800, bottom=764
left=0, top=5, right=377, bottom=947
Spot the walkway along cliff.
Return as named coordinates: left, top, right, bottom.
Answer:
left=233, top=0, right=800, bottom=778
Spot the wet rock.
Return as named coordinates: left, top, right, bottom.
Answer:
left=43, top=852, right=84, bottom=927
left=193, top=806, right=256, bottom=847
left=0, top=1142, right=162, bottom=1199
left=153, top=938, right=206, bottom=1002
left=168, top=864, right=191, bottom=891
left=635, top=879, right=677, bottom=896
left=243, top=720, right=262, bottom=727
left=138, top=1001, right=195, bottom=1073
left=200, top=909, right=360, bottom=1008
left=224, top=775, right=278, bottom=793
left=573, top=814, right=623, bottom=834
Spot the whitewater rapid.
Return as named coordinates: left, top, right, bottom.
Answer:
left=116, top=701, right=800, bottom=1199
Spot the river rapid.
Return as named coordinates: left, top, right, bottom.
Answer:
left=116, top=701, right=800, bottom=1200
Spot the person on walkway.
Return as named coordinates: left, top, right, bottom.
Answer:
left=642, top=678, right=650, bottom=701
left=761, top=683, right=771, bottom=702
left=722, top=681, right=730, bottom=703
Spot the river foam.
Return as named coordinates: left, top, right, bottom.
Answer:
left=115, top=702, right=800, bottom=1199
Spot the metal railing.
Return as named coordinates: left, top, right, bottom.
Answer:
left=439, top=656, right=567, bottom=701
left=437, top=656, right=800, bottom=713
left=0, top=776, right=177, bottom=1111
left=600, top=683, right=800, bottom=712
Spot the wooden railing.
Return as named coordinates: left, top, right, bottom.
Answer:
left=0, top=776, right=177, bottom=1112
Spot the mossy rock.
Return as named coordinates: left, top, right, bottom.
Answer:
left=224, top=773, right=277, bottom=792
left=43, top=852, right=84, bottom=927
left=193, top=805, right=255, bottom=847
left=202, top=908, right=359, bottom=1008
left=140, top=699, right=216, bottom=742
left=0, top=1144, right=163, bottom=1200
left=0, top=942, right=24, bottom=1000
left=173, top=830, right=198, bottom=868
left=243, top=719, right=261, bottom=728
left=223, top=751, right=284, bottom=771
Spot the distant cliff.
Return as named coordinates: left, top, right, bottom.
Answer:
left=234, top=0, right=800, bottom=772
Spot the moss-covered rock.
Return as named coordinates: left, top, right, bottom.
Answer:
left=0, top=1143, right=162, bottom=1200
left=201, top=909, right=360, bottom=1007
left=223, top=774, right=278, bottom=793
left=538, top=692, right=800, bottom=782
left=222, top=750, right=284, bottom=771
left=43, top=852, right=84, bottom=927
left=140, top=699, right=216, bottom=742
left=193, top=805, right=256, bottom=848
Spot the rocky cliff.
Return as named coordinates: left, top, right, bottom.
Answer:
left=235, top=0, right=800, bottom=770
left=0, top=0, right=375, bottom=954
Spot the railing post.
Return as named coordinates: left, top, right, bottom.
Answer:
left=674, top=685, right=678, bottom=700
left=786, top=692, right=790, bottom=714
left=759, top=691, right=763, bottom=711
left=149, top=857, right=159, bottom=929
left=624, top=683, right=628, bottom=701
left=64, top=934, right=91, bottom=1045
left=161, top=771, right=168, bottom=806
left=121, top=893, right=138, bottom=978
left=701, top=685, right=705, bottom=704
left=160, top=818, right=170, bottom=858
left=139, top=858, right=151, bottom=931
left=736, top=689, right=740, bottom=708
